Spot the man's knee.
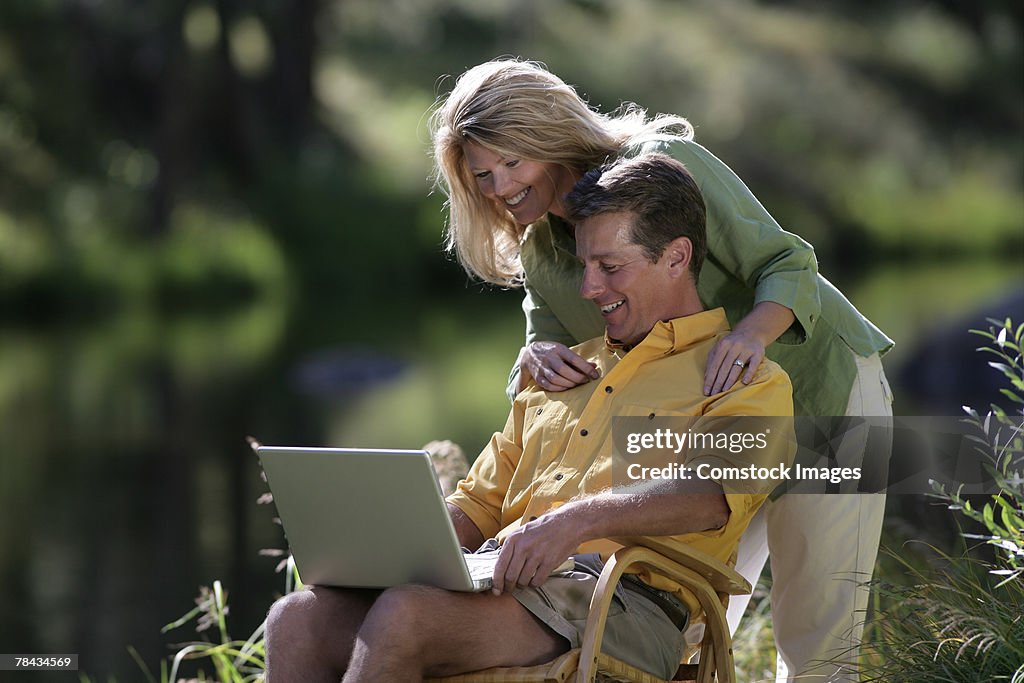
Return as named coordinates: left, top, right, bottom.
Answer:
left=266, top=589, right=321, bottom=650
left=266, top=586, right=367, bottom=651
left=360, top=584, right=444, bottom=646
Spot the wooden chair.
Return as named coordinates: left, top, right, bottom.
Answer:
left=426, top=537, right=749, bottom=683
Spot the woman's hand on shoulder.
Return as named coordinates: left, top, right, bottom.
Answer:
left=521, top=341, right=599, bottom=392
left=704, top=330, right=765, bottom=395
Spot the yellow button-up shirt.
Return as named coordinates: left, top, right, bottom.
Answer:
left=448, top=308, right=794, bottom=610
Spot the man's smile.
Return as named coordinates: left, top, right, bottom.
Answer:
left=600, top=300, right=625, bottom=315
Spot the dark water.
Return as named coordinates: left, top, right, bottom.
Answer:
left=0, top=261, right=1019, bottom=682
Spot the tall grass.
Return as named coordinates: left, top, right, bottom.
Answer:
left=862, top=545, right=1024, bottom=682
left=134, top=556, right=302, bottom=683
left=861, top=318, right=1024, bottom=682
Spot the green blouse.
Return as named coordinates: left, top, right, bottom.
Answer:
left=510, top=139, right=892, bottom=417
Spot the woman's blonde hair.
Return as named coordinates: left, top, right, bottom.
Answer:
left=429, top=58, right=694, bottom=286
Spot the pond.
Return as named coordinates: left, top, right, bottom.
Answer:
left=0, top=258, right=1020, bottom=682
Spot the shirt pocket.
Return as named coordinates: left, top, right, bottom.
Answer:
left=522, top=398, right=573, bottom=444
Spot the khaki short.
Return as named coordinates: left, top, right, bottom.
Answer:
left=510, top=553, right=688, bottom=679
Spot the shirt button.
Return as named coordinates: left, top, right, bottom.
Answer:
left=536, top=408, right=543, bottom=415
left=604, top=385, right=613, bottom=393
left=554, top=473, right=563, bottom=480
left=529, top=516, right=537, bottom=521
left=648, top=413, right=656, bottom=419
left=580, top=429, right=588, bottom=436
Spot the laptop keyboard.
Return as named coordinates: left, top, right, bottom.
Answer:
left=463, top=549, right=576, bottom=586
left=463, top=553, right=499, bottom=582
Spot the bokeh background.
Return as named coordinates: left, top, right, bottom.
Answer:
left=0, top=0, right=1021, bottom=680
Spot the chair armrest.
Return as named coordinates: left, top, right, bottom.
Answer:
left=609, top=536, right=750, bottom=595
left=576, top=543, right=749, bottom=683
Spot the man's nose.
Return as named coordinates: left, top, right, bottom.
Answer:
left=579, top=267, right=603, bottom=300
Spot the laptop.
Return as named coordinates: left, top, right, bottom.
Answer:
left=254, top=445, right=503, bottom=592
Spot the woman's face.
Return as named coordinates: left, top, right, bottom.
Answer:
left=462, top=141, right=578, bottom=224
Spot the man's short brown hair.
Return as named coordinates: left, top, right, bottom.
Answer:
left=566, top=152, right=707, bottom=279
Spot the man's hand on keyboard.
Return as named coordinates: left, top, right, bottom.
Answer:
left=490, top=511, right=582, bottom=594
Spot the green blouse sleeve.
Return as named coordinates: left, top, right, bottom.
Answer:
left=666, top=140, right=822, bottom=345
left=523, top=279, right=577, bottom=347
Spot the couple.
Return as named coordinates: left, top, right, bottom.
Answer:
left=265, top=59, right=893, bottom=682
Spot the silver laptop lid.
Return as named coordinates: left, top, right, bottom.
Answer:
left=256, top=446, right=478, bottom=591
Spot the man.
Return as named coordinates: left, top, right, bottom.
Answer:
left=263, top=153, right=794, bottom=682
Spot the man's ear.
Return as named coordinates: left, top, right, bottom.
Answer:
left=664, top=237, right=693, bottom=277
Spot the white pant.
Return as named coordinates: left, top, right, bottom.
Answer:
left=727, top=352, right=893, bottom=682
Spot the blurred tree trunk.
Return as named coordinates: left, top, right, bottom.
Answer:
left=152, top=3, right=191, bottom=237
left=213, top=0, right=258, bottom=184
left=269, top=0, right=320, bottom=147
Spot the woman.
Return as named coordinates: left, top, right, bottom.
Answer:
left=429, top=58, right=893, bottom=681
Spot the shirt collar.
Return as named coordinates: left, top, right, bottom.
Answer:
left=605, top=308, right=730, bottom=356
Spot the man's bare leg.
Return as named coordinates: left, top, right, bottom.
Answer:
left=344, top=584, right=569, bottom=682
left=264, top=585, right=379, bottom=683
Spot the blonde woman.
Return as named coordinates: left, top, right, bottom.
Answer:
left=430, top=58, right=893, bottom=682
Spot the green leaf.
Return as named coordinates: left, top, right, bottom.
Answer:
left=127, top=646, right=158, bottom=683
left=994, top=497, right=1024, bottom=532
left=161, top=604, right=204, bottom=633
left=999, top=388, right=1024, bottom=404
left=989, top=361, right=1014, bottom=376
left=983, top=502, right=996, bottom=528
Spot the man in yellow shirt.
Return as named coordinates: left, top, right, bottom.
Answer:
left=263, top=153, right=794, bottom=682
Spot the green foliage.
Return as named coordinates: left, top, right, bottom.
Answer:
left=862, top=318, right=1024, bottom=681
left=158, top=580, right=267, bottom=683
left=862, top=546, right=1024, bottom=683
left=1, top=0, right=1021, bottom=325
left=145, top=557, right=302, bottom=683
left=157, top=205, right=292, bottom=310
left=953, top=318, right=1024, bottom=583
left=0, top=203, right=290, bottom=319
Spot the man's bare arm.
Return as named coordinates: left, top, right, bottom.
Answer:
left=566, top=485, right=728, bottom=541
left=491, top=480, right=728, bottom=593
left=447, top=502, right=486, bottom=551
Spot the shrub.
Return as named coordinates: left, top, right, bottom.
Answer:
left=861, top=318, right=1024, bottom=682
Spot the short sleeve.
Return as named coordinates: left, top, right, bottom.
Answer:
left=446, top=408, right=523, bottom=540
left=685, top=362, right=797, bottom=496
